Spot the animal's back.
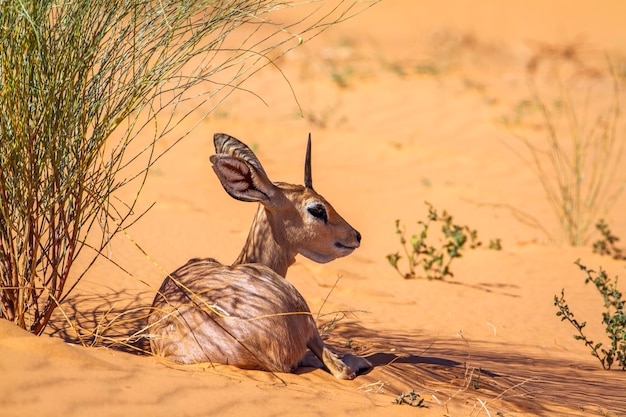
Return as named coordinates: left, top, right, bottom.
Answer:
left=148, top=258, right=315, bottom=372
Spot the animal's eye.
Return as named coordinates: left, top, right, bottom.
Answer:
left=307, top=204, right=328, bottom=223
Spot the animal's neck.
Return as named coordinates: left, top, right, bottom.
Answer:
left=233, top=205, right=296, bottom=278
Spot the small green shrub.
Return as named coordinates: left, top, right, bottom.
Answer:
left=554, top=260, right=626, bottom=370
left=386, top=202, right=497, bottom=280
left=592, top=219, right=625, bottom=260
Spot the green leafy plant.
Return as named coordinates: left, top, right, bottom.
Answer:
left=592, top=219, right=625, bottom=260
left=0, top=0, right=375, bottom=335
left=387, top=202, right=493, bottom=280
left=554, top=260, right=626, bottom=370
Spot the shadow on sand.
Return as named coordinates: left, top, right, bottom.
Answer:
left=328, top=322, right=626, bottom=416
left=46, top=288, right=154, bottom=354
left=47, top=291, right=625, bottom=416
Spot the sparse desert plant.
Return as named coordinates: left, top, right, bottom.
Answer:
left=554, top=260, right=626, bottom=370
left=488, top=238, right=503, bottom=251
left=395, top=390, right=425, bottom=407
left=329, top=64, right=356, bottom=89
left=386, top=202, right=495, bottom=280
left=592, top=219, right=625, bottom=260
left=302, top=100, right=348, bottom=129
left=0, top=0, right=376, bottom=335
left=508, top=60, right=625, bottom=246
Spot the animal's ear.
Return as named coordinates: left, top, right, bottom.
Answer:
left=213, top=133, right=267, bottom=177
left=210, top=134, right=279, bottom=204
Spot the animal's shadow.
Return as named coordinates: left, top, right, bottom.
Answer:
left=48, top=291, right=626, bottom=415
left=325, top=322, right=626, bottom=415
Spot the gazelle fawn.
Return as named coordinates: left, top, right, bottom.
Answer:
left=147, top=133, right=370, bottom=379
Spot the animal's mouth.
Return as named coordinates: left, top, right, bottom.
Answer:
left=335, top=242, right=359, bottom=251
left=300, top=242, right=360, bottom=264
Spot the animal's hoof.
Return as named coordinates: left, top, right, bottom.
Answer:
left=342, top=354, right=372, bottom=376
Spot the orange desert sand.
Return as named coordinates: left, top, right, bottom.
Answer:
left=2, top=1, right=626, bottom=416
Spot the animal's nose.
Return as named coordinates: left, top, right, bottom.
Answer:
left=355, top=230, right=362, bottom=244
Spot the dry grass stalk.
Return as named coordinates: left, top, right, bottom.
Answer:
left=509, top=55, right=625, bottom=245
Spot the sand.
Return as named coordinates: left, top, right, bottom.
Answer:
left=2, top=1, right=626, bottom=416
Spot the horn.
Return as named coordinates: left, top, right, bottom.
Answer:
left=304, top=133, right=313, bottom=189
